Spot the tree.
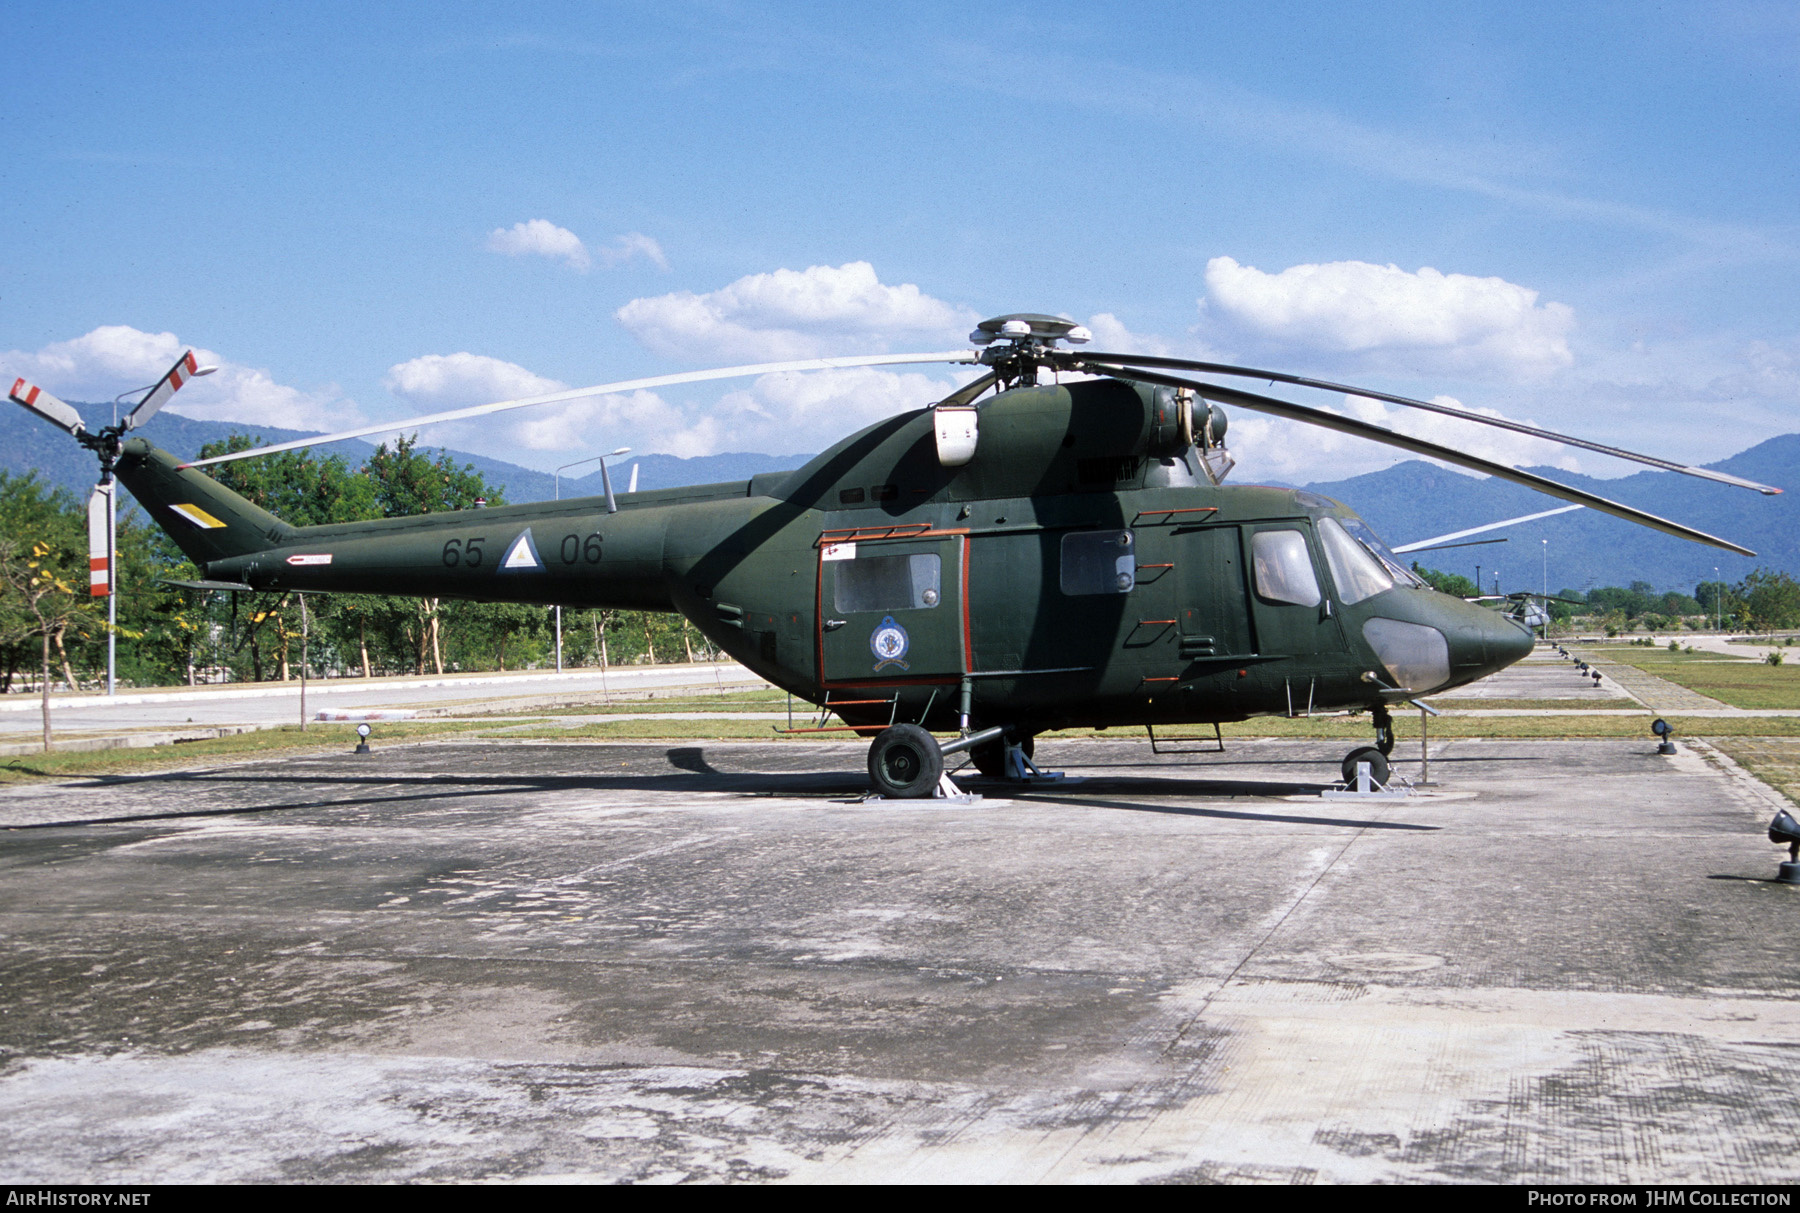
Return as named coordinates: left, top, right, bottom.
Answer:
left=194, top=436, right=383, bottom=681
left=1411, top=563, right=1478, bottom=598
left=0, top=539, right=93, bottom=750
left=0, top=473, right=93, bottom=692
left=360, top=436, right=508, bottom=675
left=362, top=435, right=500, bottom=516
left=1738, top=569, right=1800, bottom=632
left=197, top=436, right=379, bottom=525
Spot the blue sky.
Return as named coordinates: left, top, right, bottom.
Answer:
left=3, top=1, right=1796, bottom=484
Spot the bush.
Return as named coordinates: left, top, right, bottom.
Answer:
left=1767, top=650, right=1785, bottom=666
left=1668, top=640, right=1680, bottom=652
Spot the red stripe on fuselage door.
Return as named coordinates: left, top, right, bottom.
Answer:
left=961, top=534, right=973, bottom=674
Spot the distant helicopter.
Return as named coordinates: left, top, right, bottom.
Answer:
left=9, top=315, right=1776, bottom=797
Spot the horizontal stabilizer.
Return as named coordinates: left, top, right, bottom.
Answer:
left=159, top=578, right=256, bottom=593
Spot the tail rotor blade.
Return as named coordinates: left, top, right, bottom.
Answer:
left=8, top=378, right=87, bottom=436
left=123, top=350, right=213, bottom=431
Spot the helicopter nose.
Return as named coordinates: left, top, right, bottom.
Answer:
left=1445, top=602, right=1535, bottom=682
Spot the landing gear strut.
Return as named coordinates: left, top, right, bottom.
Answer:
left=1339, top=705, right=1396, bottom=788
left=971, top=734, right=1034, bottom=778
left=1372, top=704, right=1396, bottom=756
left=866, top=723, right=1059, bottom=799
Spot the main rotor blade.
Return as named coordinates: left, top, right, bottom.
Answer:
left=8, top=378, right=87, bottom=436
left=184, top=351, right=979, bottom=468
left=1079, top=361, right=1757, bottom=557
left=1067, top=350, right=1781, bottom=496
left=124, top=350, right=205, bottom=431
left=1392, top=504, right=1584, bottom=554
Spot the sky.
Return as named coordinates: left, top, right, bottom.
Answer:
left=2, top=1, right=1797, bottom=486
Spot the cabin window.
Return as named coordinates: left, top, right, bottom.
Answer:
left=1318, top=516, right=1394, bottom=604
left=1060, top=529, right=1137, bottom=595
left=1251, top=529, right=1321, bottom=607
left=835, top=552, right=942, bottom=612
left=838, top=487, right=866, bottom=505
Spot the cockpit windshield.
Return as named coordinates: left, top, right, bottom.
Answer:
left=1339, top=517, right=1425, bottom=588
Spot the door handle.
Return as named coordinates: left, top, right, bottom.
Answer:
left=823, top=618, right=848, bottom=632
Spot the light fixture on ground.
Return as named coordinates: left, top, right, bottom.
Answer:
left=1769, top=810, right=1800, bottom=884
left=354, top=722, right=372, bottom=755
left=1651, top=717, right=1676, bottom=755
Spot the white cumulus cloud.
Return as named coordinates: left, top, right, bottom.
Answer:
left=595, top=232, right=669, bottom=271
left=486, top=219, right=591, bottom=271
left=2, top=325, right=362, bottom=431
left=1082, top=312, right=1175, bottom=356
left=384, top=352, right=567, bottom=408
left=616, top=261, right=978, bottom=362
left=1201, top=256, right=1575, bottom=378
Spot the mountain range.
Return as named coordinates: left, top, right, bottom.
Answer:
left=3, top=403, right=1792, bottom=595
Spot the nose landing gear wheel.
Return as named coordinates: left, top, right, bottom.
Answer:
left=1341, top=746, right=1391, bottom=788
left=868, top=723, right=945, bottom=799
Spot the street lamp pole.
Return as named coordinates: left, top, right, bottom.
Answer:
left=1715, top=566, right=1721, bottom=633
left=552, top=448, right=632, bottom=673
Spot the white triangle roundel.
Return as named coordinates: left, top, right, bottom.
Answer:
left=500, top=529, right=543, bottom=571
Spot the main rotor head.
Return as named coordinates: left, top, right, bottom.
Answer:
left=968, top=313, right=1091, bottom=386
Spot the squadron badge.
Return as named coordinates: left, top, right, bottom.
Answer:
left=870, top=615, right=910, bottom=672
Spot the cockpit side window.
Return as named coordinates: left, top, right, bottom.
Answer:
left=1340, top=517, right=1424, bottom=587
left=1251, top=529, right=1321, bottom=607
left=1318, top=516, right=1395, bottom=604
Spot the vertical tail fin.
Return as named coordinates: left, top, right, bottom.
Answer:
left=114, top=438, right=293, bottom=566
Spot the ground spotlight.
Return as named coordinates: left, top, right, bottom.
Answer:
left=354, top=722, right=372, bottom=755
left=1771, top=811, right=1800, bottom=884
left=1651, top=718, right=1676, bottom=755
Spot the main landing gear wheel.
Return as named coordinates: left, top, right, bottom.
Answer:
left=971, top=734, right=1034, bottom=778
left=1341, top=746, right=1391, bottom=788
left=868, top=723, right=944, bottom=799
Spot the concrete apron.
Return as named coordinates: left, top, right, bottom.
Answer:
left=0, top=735, right=1796, bottom=1184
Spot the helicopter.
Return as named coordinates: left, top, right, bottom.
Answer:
left=8, top=314, right=1777, bottom=798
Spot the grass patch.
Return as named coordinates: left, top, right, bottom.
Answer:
left=1424, top=698, right=1642, bottom=712
left=1706, top=737, right=1800, bottom=811
left=0, top=719, right=526, bottom=784
left=440, top=687, right=789, bottom=717
left=1579, top=647, right=1751, bottom=662
left=489, top=713, right=1800, bottom=745
left=10, top=701, right=1800, bottom=786
left=1585, top=651, right=1800, bottom=709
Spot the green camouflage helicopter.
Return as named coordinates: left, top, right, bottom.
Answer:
left=9, top=315, right=1776, bottom=797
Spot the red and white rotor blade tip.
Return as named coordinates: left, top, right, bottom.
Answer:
left=123, top=350, right=206, bottom=431
left=8, top=378, right=86, bottom=436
